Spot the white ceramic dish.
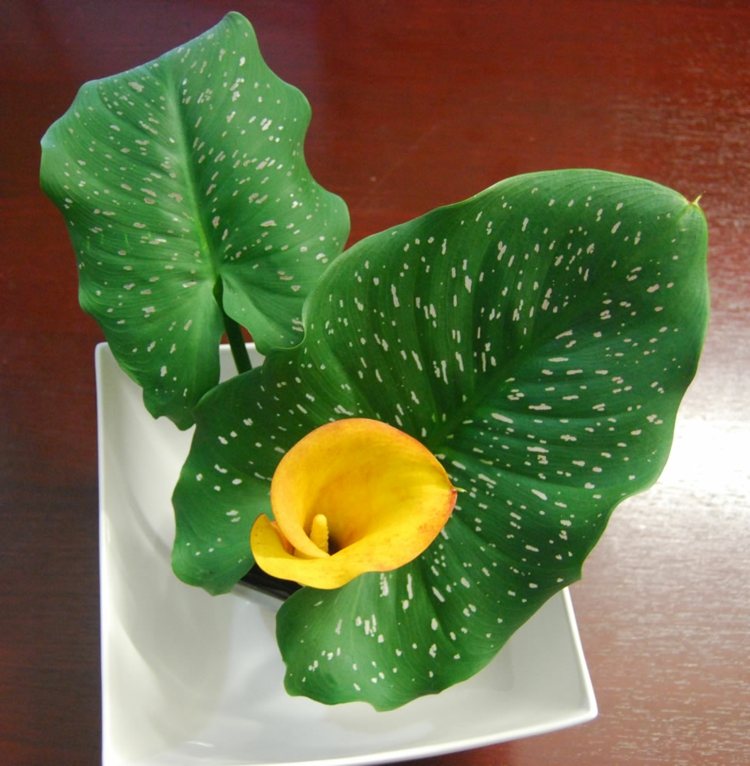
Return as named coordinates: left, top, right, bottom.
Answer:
left=96, top=343, right=597, bottom=766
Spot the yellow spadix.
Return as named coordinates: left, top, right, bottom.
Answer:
left=250, top=418, right=457, bottom=589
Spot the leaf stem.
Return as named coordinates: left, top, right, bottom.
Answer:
left=214, top=278, right=252, bottom=374
left=223, top=310, right=252, bottom=374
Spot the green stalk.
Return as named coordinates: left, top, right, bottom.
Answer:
left=224, top=310, right=252, bottom=374
left=214, top=279, right=252, bottom=374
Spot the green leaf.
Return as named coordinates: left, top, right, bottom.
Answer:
left=40, top=12, right=349, bottom=428
left=171, top=170, right=708, bottom=708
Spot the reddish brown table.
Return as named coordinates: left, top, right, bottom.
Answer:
left=2, top=2, right=748, bottom=764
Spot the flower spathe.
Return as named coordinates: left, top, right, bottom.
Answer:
left=250, top=418, right=457, bottom=589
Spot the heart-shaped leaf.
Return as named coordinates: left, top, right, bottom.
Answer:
left=172, top=170, right=708, bottom=708
left=40, top=12, right=349, bottom=428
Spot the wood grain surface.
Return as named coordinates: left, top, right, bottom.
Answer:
left=2, top=2, right=748, bottom=764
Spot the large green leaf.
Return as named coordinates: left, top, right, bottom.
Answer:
left=40, top=12, right=349, bottom=428
left=172, top=170, right=708, bottom=708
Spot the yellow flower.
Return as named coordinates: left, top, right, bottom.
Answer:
left=250, top=418, right=457, bottom=589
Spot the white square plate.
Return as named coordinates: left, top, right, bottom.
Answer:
left=96, top=343, right=597, bottom=766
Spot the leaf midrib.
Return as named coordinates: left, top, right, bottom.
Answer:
left=426, top=246, right=557, bottom=453
left=162, top=60, right=222, bottom=294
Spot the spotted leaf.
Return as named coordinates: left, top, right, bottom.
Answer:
left=172, top=169, right=708, bottom=708
left=40, top=12, right=349, bottom=428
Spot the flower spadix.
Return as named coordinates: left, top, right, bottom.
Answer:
left=250, top=418, right=457, bottom=589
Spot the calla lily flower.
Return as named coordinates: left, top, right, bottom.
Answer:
left=250, top=418, right=457, bottom=589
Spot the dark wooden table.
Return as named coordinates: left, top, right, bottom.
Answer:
left=2, top=1, right=748, bottom=764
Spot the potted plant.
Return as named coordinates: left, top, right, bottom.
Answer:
left=40, top=11, right=708, bottom=713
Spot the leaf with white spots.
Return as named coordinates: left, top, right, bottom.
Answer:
left=172, top=169, right=708, bottom=708
left=40, top=12, right=349, bottom=428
